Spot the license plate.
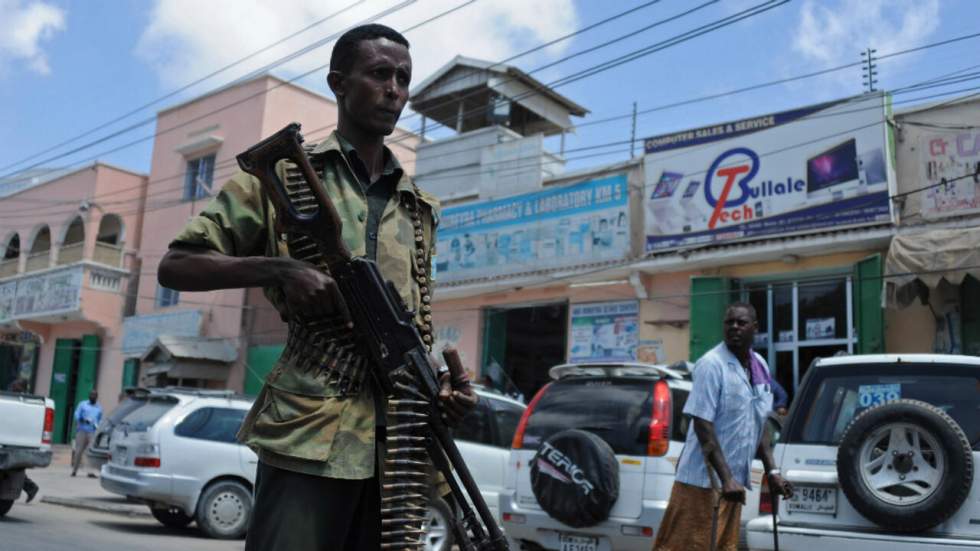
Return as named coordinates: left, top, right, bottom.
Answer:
left=559, top=533, right=598, bottom=551
left=786, top=485, right=837, bottom=515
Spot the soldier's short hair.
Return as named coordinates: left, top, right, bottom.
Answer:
left=330, top=24, right=410, bottom=74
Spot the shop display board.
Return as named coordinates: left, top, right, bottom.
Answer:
left=435, top=174, right=629, bottom=283
left=568, top=300, right=639, bottom=363
left=919, top=129, right=980, bottom=219
left=643, top=93, right=894, bottom=251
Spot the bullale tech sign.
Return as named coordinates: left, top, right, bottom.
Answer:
left=643, top=93, right=895, bottom=251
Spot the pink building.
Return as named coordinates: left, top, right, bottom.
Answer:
left=0, top=163, right=148, bottom=443
left=124, top=75, right=419, bottom=395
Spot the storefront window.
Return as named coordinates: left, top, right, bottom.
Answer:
left=741, top=274, right=855, bottom=407
left=798, top=280, right=848, bottom=341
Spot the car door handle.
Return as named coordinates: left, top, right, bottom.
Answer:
left=785, top=470, right=838, bottom=485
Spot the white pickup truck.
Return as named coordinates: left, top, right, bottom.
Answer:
left=0, top=390, right=54, bottom=517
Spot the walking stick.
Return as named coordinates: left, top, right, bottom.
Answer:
left=767, top=473, right=780, bottom=551
left=701, top=448, right=721, bottom=551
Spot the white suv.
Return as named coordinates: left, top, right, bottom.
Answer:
left=100, top=388, right=256, bottom=539
left=499, top=363, right=769, bottom=551
left=746, top=354, right=980, bottom=550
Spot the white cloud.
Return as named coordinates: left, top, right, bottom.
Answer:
left=136, top=0, right=578, bottom=95
left=793, top=0, right=939, bottom=67
left=0, top=0, right=66, bottom=75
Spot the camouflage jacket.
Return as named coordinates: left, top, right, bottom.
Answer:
left=169, top=131, right=439, bottom=479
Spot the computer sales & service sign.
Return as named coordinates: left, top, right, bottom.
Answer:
left=642, top=93, right=895, bottom=252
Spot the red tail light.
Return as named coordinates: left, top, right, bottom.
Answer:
left=759, top=475, right=773, bottom=514
left=42, top=407, right=54, bottom=445
left=134, top=457, right=161, bottom=468
left=511, top=383, right=552, bottom=449
left=647, top=380, right=671, bottom=456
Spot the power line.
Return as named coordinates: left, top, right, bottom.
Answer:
left=5, top=15, right=979, bottom=222
left=0, top=77, right=978, bottom=234
left=0, top=0, right=468, bottom=182
left=0, top=0, right=368, bottom=175
left=1, top=49, right=978, bottom=233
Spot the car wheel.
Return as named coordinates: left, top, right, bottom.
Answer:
left=151, top=505, right=194, bottom=528
left=0, top=499, right=13, bottom=518
left=837, top=399, right=974, bottom=532
left=423, top=497, right=455, bottom=551
left=195, top=480, right=252, bottom=539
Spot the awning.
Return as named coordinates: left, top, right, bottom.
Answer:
left=140, top=335, right=237, bottom=383
left=885, top=227, right=980, bottom=307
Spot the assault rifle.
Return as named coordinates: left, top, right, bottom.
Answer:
left=236, top=123, right=510, bottom=551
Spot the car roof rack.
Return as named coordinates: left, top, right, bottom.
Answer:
left=548, top=362, right=687, bottom=381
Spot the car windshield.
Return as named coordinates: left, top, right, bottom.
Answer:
left=117, top=395, right=179, bottom=432
left=790, top=363, right=980, bottom=450
left=521, top=377, right=688, bottom=456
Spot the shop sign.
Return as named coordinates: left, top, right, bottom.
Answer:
left=568, top=300, right=639, bottom=363
left=643, top=93, right=893, bottom=252
left=435, top=174, right=629, bottom=283
left=919, top=130, right=980, bottom=219
left=0, top=266, right=83, bottom=323
left=121, top=310, right=203, bottom=357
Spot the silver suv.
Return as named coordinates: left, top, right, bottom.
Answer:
left=100, top=388, right=255, bottom=539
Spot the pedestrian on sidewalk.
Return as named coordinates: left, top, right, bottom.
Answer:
left=652, top=302, right=793, bottom=551
left=71, top=390, right=102, bottom=478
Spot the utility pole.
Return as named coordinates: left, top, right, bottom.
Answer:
left=630, top=101, right=638, bottom=158
left=861, top=48, right=878, bottom=93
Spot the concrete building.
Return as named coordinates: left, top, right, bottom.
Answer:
left=421, top=81, right=901, bottom=403
left=0, top=162, right=148, bottom=443
left=884, top=95, right=980, bottom=356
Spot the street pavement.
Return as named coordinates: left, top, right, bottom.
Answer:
left=0, top=445, right=244, bottom=551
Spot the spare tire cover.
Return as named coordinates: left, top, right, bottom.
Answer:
left=530, top=429, right=619, bottom=528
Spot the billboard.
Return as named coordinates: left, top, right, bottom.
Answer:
left=918, top=130, right=980, bottom=219
left=643, top=94, right=893, bottom=251
left=0, top=266, right=83, bottom=323
left=435, top=174, right=629, bottom=283
left=568, top=301, right=639, bottom=363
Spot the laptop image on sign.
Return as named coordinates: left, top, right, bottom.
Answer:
left=647, top=171, right=684, bottom=234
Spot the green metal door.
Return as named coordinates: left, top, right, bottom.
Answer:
left=689, top=277, right=731, bottom=362
left=50, top=339, right=79, bottom=444
left=245, top=344, right=285, bottom=396
left=122, top=359, right=139, bottom=389
left=854, top=254, right=884, bottom=354
left=74, top=334, right=100, bottom=407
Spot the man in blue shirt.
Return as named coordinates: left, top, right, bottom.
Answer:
left=654, top=303, right=793, bottom=550
left=72, top=390, right=102, bottom=478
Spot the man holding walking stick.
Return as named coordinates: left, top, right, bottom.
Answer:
left=653, top=302, right=793, bottom=551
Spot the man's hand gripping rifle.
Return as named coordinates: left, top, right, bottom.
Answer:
left=236, top=123, right=510, bottom=551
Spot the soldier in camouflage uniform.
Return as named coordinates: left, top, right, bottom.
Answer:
left=158, top=24, right=477, bottom=551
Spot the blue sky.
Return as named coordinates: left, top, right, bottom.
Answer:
left=0, top=0, right=977, bottom=180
